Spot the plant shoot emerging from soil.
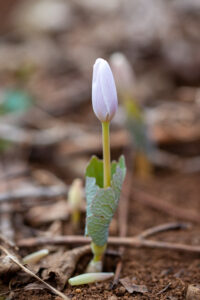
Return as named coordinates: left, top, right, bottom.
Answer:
left=69, top=58, right=126, bottom=285
left=68, top=178, right=83, bottom=229
left=110, top=52, right=153, bottom=179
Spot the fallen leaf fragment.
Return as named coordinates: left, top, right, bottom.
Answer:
left=0, top=254, right=20, bottom=275
left=23, top=282, right=46, bottom=291
left=41, top=245, right=90, bottom=290
left=119, top=277, right=148, bottom=294
left=25, top=201, right=70, bottom=226
left=0, top=236, right=20, bottom=275
left=0, top=245, right=70, bottom=300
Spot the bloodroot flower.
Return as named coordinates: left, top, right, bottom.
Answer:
left=92, top=58, right=118, bottom=123
left=68, top=57, right=126, bottom=285
left=110, top=52, right=135, bottom=95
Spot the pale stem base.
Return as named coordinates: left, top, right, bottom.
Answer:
left=86, top=242, right=106, bottom=273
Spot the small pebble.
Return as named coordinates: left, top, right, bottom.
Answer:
left=186, top=284, right=200, bottom=300
left=108, top=296, right=118, bottom=300
left=75, top=288, right=81, bottom=293
left=116, top=286, right=126, bottom=296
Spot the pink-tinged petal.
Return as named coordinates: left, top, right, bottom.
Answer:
left=92, top=58, right=118, bottom=122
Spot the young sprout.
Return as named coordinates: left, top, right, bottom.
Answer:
left=69, top=58, right=126, bottom=285
left=23, top=249, right=49, bottom=265
left=110, top=52, right=154, bottom=179
left=69, top=272, right=114, bottom=286
left=68, top=179, right=83, bottom=229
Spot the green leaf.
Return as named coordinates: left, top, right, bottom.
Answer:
left=118, top=155, right=126, bottom=180
left=91, top=188, right=116, bottom=220
left=85, top=156, right=103, bottom=188
left=87, top=215, right=110, bottom=246
left=85, top=177, right=99, bottom=235
left=111, top=161, right=117, bottom=178
left=85, top=155, right=126, bottom=246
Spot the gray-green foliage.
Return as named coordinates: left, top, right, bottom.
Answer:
left=85, top=155, right=126, bottom=246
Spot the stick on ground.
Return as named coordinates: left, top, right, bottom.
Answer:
left=17, top=222, right=200, bottom=254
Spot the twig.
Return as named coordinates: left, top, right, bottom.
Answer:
left=132, top=187, right=200, bottom=224
left=156, top=282, right=171, bottom=295
left=0, top=123, right=129, bottom=151
left=18, top=235, right=200, bottom=253
left=0, top=245, right=70, bottom=300
left=0, top=123, right=85, bottom=146
left=17, top=222, right=200, bottom=254
left=0, top=168, right=29, bottom=181
left=137, top=222, right=190, bottom=239
left=0, top=185, right=68, bottom=203
left=0, top=199, right=57, bottom=214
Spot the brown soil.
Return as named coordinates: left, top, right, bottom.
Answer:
left=1, top=1, right=200, bottom=299
left=6, top=172, right=200, bottom=300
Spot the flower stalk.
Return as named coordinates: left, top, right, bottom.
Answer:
left=87, top=121, right=111, bottom=270
left=102, top=121, right=111, bottom=188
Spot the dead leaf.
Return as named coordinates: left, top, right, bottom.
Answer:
left=0, top=235, right=20, bottom=276
left=119, top=277, right=148, bottom=294
left=23, top=282, right=46, bottom=291
left=25, top=201, right=70, bottom=226
left=41, top=245, right=90, bottom=290
left=0, top=254, right=20, bottom=275
left=0, top=245, right=69, bottom=300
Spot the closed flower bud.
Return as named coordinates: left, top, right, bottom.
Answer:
left=110, top=52, right=135, bottom=95
left=68, top=178, right=83, bottom=211
left=92, top=58, right=118, bottom=122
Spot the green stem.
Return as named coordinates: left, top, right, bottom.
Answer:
left=86, top=242, right=106, bottom=273
left=102, top=121, right=111, bottom=188
left=91, top=242, right=106, bottom=262
left=87, top=122, right=111, bottom=272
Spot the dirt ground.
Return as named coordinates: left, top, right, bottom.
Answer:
left=0, top=171, right=199, bottom=300
left=0, top=1, right=200, bottom=299
left=64, top=173, right=200, bottom=300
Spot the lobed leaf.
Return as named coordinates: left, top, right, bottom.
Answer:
left=85, top=156, right=103, bottom=188
left=85, top=155, right=126, bottom=246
